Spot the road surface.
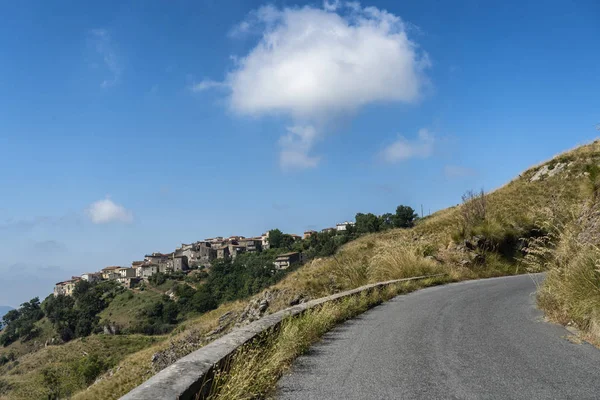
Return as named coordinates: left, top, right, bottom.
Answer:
left=277, top=274, right=600, bottom=400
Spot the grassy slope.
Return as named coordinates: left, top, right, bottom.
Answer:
left=0, top=335, right=163, bottom=400
left=0, top=318, right=56, bottom=363
left=76, top=140, right=597, bottom=400
left=99, top=289, right=164, bottom=331
left=2, top=140, right=598, bottom=400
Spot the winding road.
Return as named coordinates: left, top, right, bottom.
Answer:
left=277, top=274, right=600, bottom=400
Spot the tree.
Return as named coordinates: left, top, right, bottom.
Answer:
left=267, top=229, right=284, bottom=248
left=0, top=298, right=44, bottom=346
left=268, top=228, right=294, bottom=249
left=379, top=213, right=395, bottom=230
left=355, top=213, right=381, bottom=234
left=394, top=205, right=418, bottom=228
left=42, top=294, right=77, bottom=342
left=192, top=286, right=217, bottom=313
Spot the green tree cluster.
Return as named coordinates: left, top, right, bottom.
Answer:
left=41, top=280, right=124, bottom=342
left=354, top=205, right=418, bottom=234
left=0, top=298, right=44, bottom=346
left=267, top=229, right=295, bottom=249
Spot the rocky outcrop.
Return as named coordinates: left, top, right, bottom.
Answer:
left=236, top=290, right=277, bottom=326
left=102, top=323, right=120, bottom=335
left=151, top=329, right=210, bottom=372
left=530, top=162, right=568, bottom=182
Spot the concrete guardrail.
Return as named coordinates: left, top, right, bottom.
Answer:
left=121, top=273, right=446, bottom=400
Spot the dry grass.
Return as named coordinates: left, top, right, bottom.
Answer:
left=525, top=199, right=600, bottom=344
left=0, top=335, right=162, bottom=400
left=206, top=278, right=446, bottom=400
left=3, top=139, right=599, bottom=399
left=72, top=301, right=246, bottom=400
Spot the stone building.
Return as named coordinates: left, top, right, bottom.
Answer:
left=273, top=252, right=303, bottom=270
left=261, top=232, right=270, bottom=250
left=168, top=256, right=188, bottom=272
left=175, top=241, right=216, bottom=267
left=137, top=264, right=158, bottom=279
left=118, top=267, right=137, bottom=278
left=239, top=238, right=262, bottom=252
left=303, top=230, right=317, bottom=239
left=228, top=243, right=246, bottom=259
left=216, top=246, right=230, bottom=259
left=54, top=277, right=81, bottom=296
left=101, top=266, right=121, bottom=280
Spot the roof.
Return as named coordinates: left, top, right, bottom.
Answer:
left=145, top=253, right=171, bottom=258
left=56, top=277, right=80, bottom=285
left=276, top=252, right=300, bottom=258
left=102, top=266, right=121, bottom=271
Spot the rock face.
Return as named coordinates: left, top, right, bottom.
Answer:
left=149, top=288, right=311, bottom=373
left=151, top=310, right=241, bottom=372
left=103, top=323, right=120, bottom=335
left=237, top=290, right=277, bottom=326
left=151, top=329, right=210, bottom=372
left=530, top=162, right=567, bottom=182
left=288, top=294, right=309, bottom=306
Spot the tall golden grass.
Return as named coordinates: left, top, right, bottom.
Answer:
left=206, top=279, right=444, bottom=400
left=3, top=139, right=598, bottom=400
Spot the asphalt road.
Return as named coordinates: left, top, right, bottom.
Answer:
left=277, top=274, right=600, bottom=400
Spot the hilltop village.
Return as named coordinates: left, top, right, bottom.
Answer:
left=53, top=222, right=356, bottom=296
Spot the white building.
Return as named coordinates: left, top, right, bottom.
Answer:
left=336, top=221, right=355, bottom=231
left=81, top=272, right=101, bottom=283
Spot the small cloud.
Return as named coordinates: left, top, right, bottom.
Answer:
left=279, top=125, right=321, bottom=170
left=191, top=79, right=228, bottom=92
left=86, top=198, right=133, bottom=224
left=444, top=165, right=476, bottom=179
left=380, top=128, right=435, bottom=163
left=89, top=28, right=122, bottom=88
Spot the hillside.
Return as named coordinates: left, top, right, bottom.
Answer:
left=1, top=139, right=599, bottom=400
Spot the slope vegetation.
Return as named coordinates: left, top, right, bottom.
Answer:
left=2, top=139, right=599, bottom=400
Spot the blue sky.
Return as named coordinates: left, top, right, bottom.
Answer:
left=1, top=0, right=599, bottom=306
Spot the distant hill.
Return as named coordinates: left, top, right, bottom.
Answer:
left=0, top=305, right=13, bottom=320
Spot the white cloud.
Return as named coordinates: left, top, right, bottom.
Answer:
left=200, top=2, right=430, bottom=169
left=191, top=79, right=228, bottom=92
left=323, top=0, right=341, bottom=12
left=381, top=128, right=434, bottom=163
left=279, top=125, right=321, bottom=169
left=86, top=198, right=133, bottom=224
left=89, top=29, right=121, bottom=88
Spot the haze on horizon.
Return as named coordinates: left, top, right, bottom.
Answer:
left=1, top=0, right=599, bottom=306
